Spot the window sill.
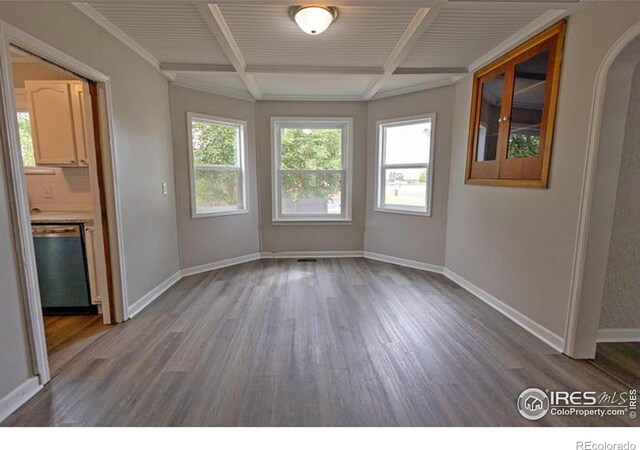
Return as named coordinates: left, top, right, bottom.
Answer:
left=271, top=219, right=352, bottom=226
left=193, top=209, right=249, bottom=219
left=374, top=207, right=431, bottom=217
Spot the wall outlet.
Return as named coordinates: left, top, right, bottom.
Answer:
left=43, top=184, right=53, bottom=199
left=162, top=182, right=168, bottom=196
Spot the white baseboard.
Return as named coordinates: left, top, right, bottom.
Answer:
left=261, top=251, right=364, bottom=259
left=597, top=329, right=640, bottom=343
left=181, top=253, right=262, bottom=277
left=443, top=268, right=565, bottom=352
left=0, top=377, right=41, bottom=423
left=127, top=270, right=182, bottom=319
left=364, top=251, right=444, bottom=274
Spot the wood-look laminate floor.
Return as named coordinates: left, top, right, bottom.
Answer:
left=591, top=343, right=640, bottom=389
left=43, top=315, right=110, bottom=377
left=3, top=259, right=638, bottom=426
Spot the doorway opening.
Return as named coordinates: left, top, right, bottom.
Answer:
left=11, top=47, right=112, bottom=377
left=589, top=60, right=640, bottom=387
left=1, top=32, right=126, bottom=384
left=563, top=23, right=640, bottom=363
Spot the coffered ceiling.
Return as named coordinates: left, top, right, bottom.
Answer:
left=71, top=0, right=582, bottom=101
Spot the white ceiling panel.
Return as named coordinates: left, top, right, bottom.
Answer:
left=254, top=73, right=376, bottom=99
left=219, top=4, right=419, bottom=68
left=91, top=2, right=231, bottom=65
left=402, top=7, right=546, bottom=69
left=75, top=1, right=576, bottom=101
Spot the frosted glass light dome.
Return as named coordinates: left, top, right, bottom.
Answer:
left=292, top=6, right=337, bottom=35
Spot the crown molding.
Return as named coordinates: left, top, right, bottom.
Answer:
left=173, top=73, right=463, bottom=103
left=260, top=93, right=366, bottom=102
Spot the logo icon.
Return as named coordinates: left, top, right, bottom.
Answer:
left=517, top=388, right=550, bottom=420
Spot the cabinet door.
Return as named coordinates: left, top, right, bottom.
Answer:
left=465, top=20, right=565, bottom=187
left=499, top=38, right=560, bottom=181
left=26, top=81, right=79, bottom=166
left=468, top=69, right=511, bottom=180
left=71, top=82, right=90, bottom=166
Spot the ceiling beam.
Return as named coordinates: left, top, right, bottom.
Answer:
left=161, top=62, right=468, bottom=76
left=394, top=67, right=467, bottom=75
left=363, top=6, right=442, bottom=100
left=160, top=63, right=236, bottom=72
left=161, top=63, right=384, bottom=75
left=194, top=2, right=262, bottom=99
left=247, top=65, right=385, bottom=75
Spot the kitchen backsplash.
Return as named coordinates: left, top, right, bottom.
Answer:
left=26, top=167, right=93, bottom=212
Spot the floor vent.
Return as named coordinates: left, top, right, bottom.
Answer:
left=297, top=258, right=318, bottom=262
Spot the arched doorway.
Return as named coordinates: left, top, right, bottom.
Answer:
left=564, top=23, right=640, bottom=359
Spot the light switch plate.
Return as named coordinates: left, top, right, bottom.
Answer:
left=162, top=182, right=167, bottom=196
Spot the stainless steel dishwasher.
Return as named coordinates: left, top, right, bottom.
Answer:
left=31, top=223, right=96, bottom=314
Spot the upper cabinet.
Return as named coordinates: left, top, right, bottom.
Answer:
left=465, top=21, right=565, bottom=188
left=25, top=80, right=91, bottom=167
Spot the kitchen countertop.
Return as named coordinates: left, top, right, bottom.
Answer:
left=30, top=211, right=95, bottom=224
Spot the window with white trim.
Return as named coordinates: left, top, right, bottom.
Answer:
left=187, top=113, right=248, bottom=217
left=272, top=117, right=352, bottom=222
left=376, top=114, right=435, bottom=216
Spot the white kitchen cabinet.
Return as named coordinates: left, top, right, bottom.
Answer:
left=25, top=80, right=91, bottom=167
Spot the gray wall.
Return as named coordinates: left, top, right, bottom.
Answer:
left=365, top=86, right=455, bottom=266
left=0, top=2, right=180, bottom=400
left=255, top=101, right=367, bottom=253
left=169, top=85, right=260, bottom=269
left=445, top=2, right=640, bottom=338
left=600, top=62, right=640, bottom=330
left=0, top=160, right=33, bottom=407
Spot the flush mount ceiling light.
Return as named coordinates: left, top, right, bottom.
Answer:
left=290, top=5, right=338, bottom=35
